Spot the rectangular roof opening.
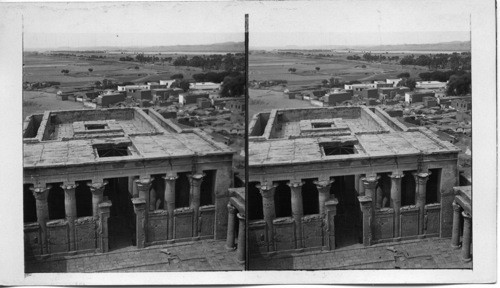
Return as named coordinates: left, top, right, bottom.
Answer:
left=85, top=124, right=107, bottom=130
left=320, top=142, right=356, bottom=156
left=94, top=143, right=131, bottom=157
left=312, top=122, right=332, bottom=128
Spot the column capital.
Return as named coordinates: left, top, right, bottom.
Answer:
left=257, top=182, right=277, bottom=198
left=314, top=179, right=334, bottom=189
left=60, top=183, right=78, bottom=190
left=135, top=177, right=152, bottom=191
left=132, top=198, right=147, bottom=210
left=462, top=211, right=472, bottom=219
left=452, top=201, right=463, bottom=212
left=413, top=171, right=431, bottom=184
left=191, top=173, right=205, bottom=180
left=30, top=186, right=50, bottom=200
left=88, top=181, right=108, bottom=193
left=287, top=181, right=304, bottom=188
left=389, top=172, right=404, bottom=179
left=237, top=212, right=245, bottom=220
left=361, top=176, right=379, bottom=188
left=227, top=203, right=237, bottom=214
left=163, top=173, right=178, bottom=181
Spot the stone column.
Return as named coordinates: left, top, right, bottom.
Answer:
left=358, top=195, right=373, bottom=246
left=414, top=172, right=430, bottom=236
left=30, top=186, right=50, bottom=255
left=236, top=212, right=246, bottom=263
left=358, top=174, right=366, bottom=196
left=389, top=172, right=404, bottom=239
left=190, top=173, right=204, bottom=239
left=132, top=198, right=147, bottom=248
left=257, top=183, right=276, bottom=252
left=135, top=178, right=152, bottom=245
left=163, top=172, right=177, bottom=242
left=61, top=183, right=77, bottom=252
left=461, top=211, right=472, bottom=262
left=98, top=201, right=112, bottom=253
left=225, top=203, right=237, bottom=250
left=315, top=180, right=334, bottom=215
left=325, top=198, right=339, bottom=250
left=136, top=177, right=152, bottom=206
left=88, top=182, right=107, bottom=218
left=288, top=181, right=304, bottom=249
left=451, top=201, right=463, bottom=249
left=361, top=176, right=378, bottom=200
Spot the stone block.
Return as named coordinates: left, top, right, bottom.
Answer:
left=373, top=209, right=394, bottom=240
left=400, top=207, right=419, bottom=237
left=147, top=211, right=168, bottom=243
left=47, top=220, right=69, bottom=254
left=248, top=221, right=267, bottom=255
left=425, top=204, right=441, bottom=236
left=75, top=217, right=97, bottom=251
left=24, top=224, right=42, bottom=257
left=273, top=218, right=295, bottom=251
left=174, top=209, right=193, bottom=239
left=200, top=206, right=215, bottom=237
left=302, top=215, right=323, bottom=248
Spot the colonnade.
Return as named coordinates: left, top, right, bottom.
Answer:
left=225, top=203, right=246, bottom=263
left=451, top=201, right=472, bottom=262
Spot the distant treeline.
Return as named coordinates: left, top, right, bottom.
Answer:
left=172, top=53, right=245, bottom=72
left=347, top=54, right=400, bottom=61
left=192, top=71, right=241, bottom=83
left=399, top=52, right=470, bottom=70
left=50, top=50, right=106, bottom=53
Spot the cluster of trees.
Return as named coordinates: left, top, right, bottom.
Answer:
left=94, top=79, right=119, bottom=89
left=119, top=54, right=174, bottom=64
left=191, top=71, right=241, bottom=83
left=60, top=69, right=70, bottom=74
left=399, top=52, right=470, bottom=70
left=418, top=70, right=464, bottom=82
left=288, top=67, right=297, bottom=73
left=446, top=73, right=471, bottom=95
left=220, top=73, right=245, bottom=97
left=172, top=53, right=244, bottom=72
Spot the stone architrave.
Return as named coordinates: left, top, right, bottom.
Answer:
left=236, top=212, right=246, bottom=263
left=325, top=198, right=339, bottom=250
left=163, top=172, right=178, bottom=242
left=30, top=186, right=50, bottom=255
left=190, top=173, right=204, bottom=239
left=257, top=183, right=276, bottom=252
left=389, top=172, right=404, bottom=239
left=461, top=211, right=472, bottom=262
left=132, top=198, right=147, bottom=249
left=61, top=183, right=77, bottom=252
left=98, top=201, right=112, bottom=253
left=358, top=195, right=373, bottom=246
left=414, top=172, right=430, bottom=236
left=88, top=181, right=108, bottom=218
left=451, top=201, right=463, bottom=249
left=225, top=203, right=237, bottom=250
left=314, top=179, right=334, bottom=215
left=288, top=181, right=304, bottom=249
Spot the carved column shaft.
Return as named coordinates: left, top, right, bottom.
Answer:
left=62, top=184, right=77, bottom=251
left=190, top=173, right=204, bottom=239
left=461, top=212, right=472, bottom=262
left=258, top=184, right=276, bottom=252
left=390, top=173, right=404, bottom=238
left=358, top=196, right=373, bottom=246
left=98, top=201, right=112, bottom=253
left=225, top=204, right=237, bottom=250
left=164, top=174, right=177, bottom=241
left=31, top=187, right=49, bottom=255
left=361, top=176, right=378, bottom=200
left=414, top=172, right=430, bottom=236
left=89, top=182, right=107, bottom=218
left=451, top=201, right=462, bottom=249
left=289, top=182, right=304, bottom=249
left=315, top=180, right=333, bottom=216
left=237, top=213, right=246, bottom=263
left=325, top=198, right=338, bottom=250
left=132, top=198, right=147, bottom=248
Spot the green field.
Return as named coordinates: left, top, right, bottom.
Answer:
left=249, top=52, right=430, bottom=90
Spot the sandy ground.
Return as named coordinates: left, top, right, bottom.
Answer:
left=23, top=90, right=89, bottom=118
left=249, top=88, right=315, bottom=120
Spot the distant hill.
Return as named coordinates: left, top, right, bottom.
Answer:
left=253, top=41, right=471, bottom=52
left=48, top=42, right=244, bottom=53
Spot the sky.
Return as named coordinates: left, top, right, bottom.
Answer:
left=16, top=0, right=474, bottom=50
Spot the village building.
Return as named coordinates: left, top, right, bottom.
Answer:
left=415, top=81, right=447, bottom=90
left=22, top=107, right=244, bottom=262
left=248, top=106, right=461, bottom=255
left=190, top=82, right=221, bottom=91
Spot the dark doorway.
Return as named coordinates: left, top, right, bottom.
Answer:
left=47, top=183, right=65, bottom=220
left=331, top=175, right=362, bottom=248
left=377, top=173, right=392, bottom=208
left=75, top=181, right=93, bottom=217
left=23, top=184, right=36, bottom=223
left=175, top=172, right=190, bottom=208
left=104, top=177, right=136, bottom=251
left=274, top=181, right=291, bottom=218
left=401, top=170, right=417, bottom=206
left=200, top=170, right=216, bottom=206
left=151, top=174, right=166, bottom=210
left=248, top=182, right=263, bottom=220
left=426, top=169, right=441, bottom=204
left=302, top=178, right=319, bottom=215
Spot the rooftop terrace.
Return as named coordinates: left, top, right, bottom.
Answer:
left=249, top=106, right=460, bottom=166
left=23, top=107, right=233, bottom=168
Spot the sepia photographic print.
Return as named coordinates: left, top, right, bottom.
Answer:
left=0, top=0, right=497, bottom=286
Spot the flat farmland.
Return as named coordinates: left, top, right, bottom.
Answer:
left=23, top=53, right=206, bottom=89
left=249, top=52, right=429, bottom=90
left=23, top=91, right=90, bottom=118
